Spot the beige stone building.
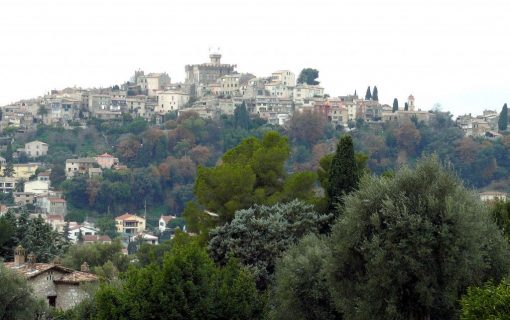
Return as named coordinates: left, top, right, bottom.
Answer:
left=13, top=192, right=36, bottom=206
left=65, top=158, right=97, bottom=178
left=25, top=140, right=48, bottom=158
left=156, top=90, right=190, bottom=113
left=0, top=177, right=17, bottom=193
left=271, top=70, right=296, bottom=87
left=4, top=246, right=98, bottom=310
left=136, top=72, right=171, bottom=97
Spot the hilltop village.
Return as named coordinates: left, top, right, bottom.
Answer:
left=1, top=53, right=509, bottom=315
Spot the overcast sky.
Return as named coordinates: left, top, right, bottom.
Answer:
left=0, top=0, right=508, bottom=115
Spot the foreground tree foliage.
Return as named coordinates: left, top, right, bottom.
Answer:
left=62, top=240, right=129, bottom=276
left=193, top=131, right=317, bottom=224
left=328, top=156, right=510, bottom=319
left=208, top=200, right=331, bottom=289
left=0, top=263, right=47, bottom=320
left=92, top=234, right=266, bottom=320
left=460, top=278, right=510, bottom=320
left=489, top=200, right=510, bottom=240
left=271, top=234, right=340, bottom=320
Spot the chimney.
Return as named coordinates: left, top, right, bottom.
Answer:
left=27, top=252, right=36, bottom=269
left=14, top=245, right=25, bottom=267
left=81, top=261, right=90, bottom=273
left=52, top=256, right=62, bottom=266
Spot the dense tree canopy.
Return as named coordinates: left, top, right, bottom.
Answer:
left=297, top=68, right=320, bottom=85
left=271, top=234, right=339, bottom=320
left=194, top=131, right=317, bottom=223
left=328, top=156, right=510, bottom=319
left=460, top=278, right=510, bottom=320
left=208, top=200, right=331, bottom=288
left=92, top=234, right=266, bottom=320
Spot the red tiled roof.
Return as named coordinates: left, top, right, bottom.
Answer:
left=83, top=235, right=112, bottom=242
left=97, top=153, right=114, bottom=158
left=116, top=213, right=143, bottom=221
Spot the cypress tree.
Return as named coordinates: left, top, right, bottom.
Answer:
left=234, top=102, right=251, bottom=129
left=404, top=102, right=409, bottom=111
left=392, top=98, right=399, bottom=112
left=326, top=135, right=358, bottom=213
left=372, top=86, right=379, bottom=101
left=365, top=86, right=372, bottom=101
left=498, top=103, right=508, bottom=131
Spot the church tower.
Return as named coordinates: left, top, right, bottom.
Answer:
left=408, top=94, right=415, bottom=111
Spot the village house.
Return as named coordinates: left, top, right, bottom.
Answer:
left=0, top=163, right=39, bottom=180
left=82, top=235, right=112, bottom=245
left=65, top=157, right=97, bottom=178
left=271, top=70, right=296, bottom=87
left=136, top=233, right=159, bottom=245
left=13, top=192, right=36, bottom=206
left=95, top=153, right=119, bottom=169
left=115, top=213, right=146, bottom=236
left=156, top=90, right=190, bottom=113
left=24, top=180, right=50, bottom=195
left=38, top=171, right=51, bottom=184
left=136, top=72, right=171, bottom=97
left=37, top=197, right=67, bottom=216
left=4, top=246, right=97, bottom=310
left=45, top=214, right=67, bottom=232
left=480, top=191, right=508, bottom=203
left=159, top=215, right=177, bottom=232
left=68, top=224, right=100, bottom=243
left=0, top=177, right=17, bottom=193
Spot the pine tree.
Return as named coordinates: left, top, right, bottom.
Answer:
left=498, top=103, right=508, bottom=131
left=326, top=135, right=359, bottom=213
left=365, top=86, right=372, bottom=101
left=392, top=98, right=399, bottom=112
left=404, top=102, right=409, bottom=111
left=372, top=86, right=379, bottom=101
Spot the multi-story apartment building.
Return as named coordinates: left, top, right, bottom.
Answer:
left=115, top=213, right=146, bottom=235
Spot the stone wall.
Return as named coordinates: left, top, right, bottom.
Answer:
left=29, top=270, right=66, bottom=306
left=55, top=283, right=90, bottom=310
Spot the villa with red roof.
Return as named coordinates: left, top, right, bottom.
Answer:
left=95, top=153, right=119, bottom=169
left=115, top=213, right=146, bottom=235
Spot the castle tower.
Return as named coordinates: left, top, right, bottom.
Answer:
left=408, top=94, right=415, bottom=111
left=209, top=53, right=222, bottom=65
